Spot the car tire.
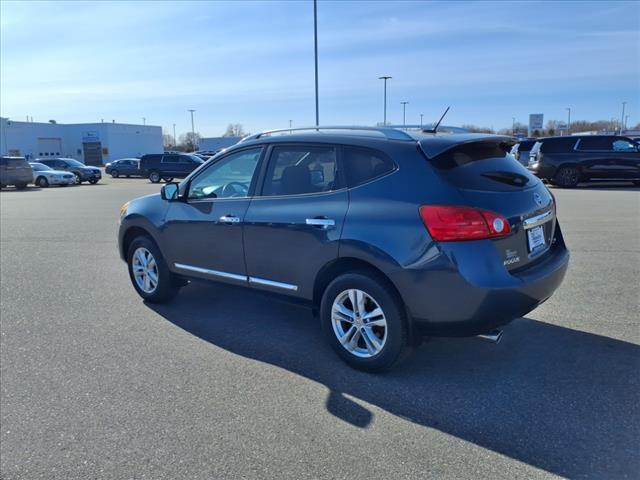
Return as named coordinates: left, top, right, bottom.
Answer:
left=554, top=166, right=580, bottom=188
left=88, top=179, right=99, bottom=184
left=15, top=183, right=28, bottom=190
left=127, top=236, right=180, bottom=303
left=125, top=175, right=130, bottom=178
left=162, top=177, right=174, bottom=183
left=149, top=171, right=161, bottom=183
left=36, top=176, right=49, bottom=188
left=73, top=173, right=82, bottom=184
left=320, top=271, right=410, bottom=372
left=111, top=169, right=119, bottom=178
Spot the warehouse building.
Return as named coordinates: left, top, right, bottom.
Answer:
left=0, top=118, right=162, bottom=165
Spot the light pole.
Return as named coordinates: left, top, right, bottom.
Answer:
left=625, top=115, right=629, bottom=131
left=400, top=101, right=409, bottom=128
left=420, top=113, right=424, bottom=128
left=313, top=0, right=319, bottom=126
left=172, top=123, right=176, bottom=148
left=378, top=76, right=392, bottom=125
left=620, top=102, right=627, bottom=134
left=566, top=107, right=571, bottom=135
left=188, top=109, right=196, bottom=150
left=142, top=117, right=146, bottom=125
left=512, top=117, right=516, bottom=136
left=289, top=119, right=292, bottom=133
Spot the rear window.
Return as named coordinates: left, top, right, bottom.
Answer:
left=429, top=141, right=514, bottom=170
left=1, top=157, right=29, bottom=168
left=343, top=146, right=395, bottom=187
left=519, top=140, right=535, bottom=151
left=540, top=138, right=578, bottom=153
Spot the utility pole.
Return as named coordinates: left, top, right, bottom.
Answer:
left=621, top=102, right=627, bottom=134
left=188, top=109, right=196, bottom=150
left=420, top=113, right=424, bottom=128
left=566, top=107, right=571, bottom=135
left=289, top=120, right=292, bottom=133
left=378, top=76, right=392, bottom=125
left=401, top=101, right=409, bottom=128
left=172, top=123, right=177, bottom=147
left=313, top=0, right=319, bottom=126
left=512, top=117, right=516, bottom=136
left=142, top=117, right=146, bottom=125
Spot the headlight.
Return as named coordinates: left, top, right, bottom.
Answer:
left=119, top=202, right=129, bottom=220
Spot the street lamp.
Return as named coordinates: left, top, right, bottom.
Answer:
left=289, top=119, right=292, bottom=133
left=142, top=117, right=146, bottom=125
left=420, top=113, right=424, bottom=128
left=188, top=109, right=196, bottom=150
left=621, top=102, right=627, bottom=134
left=566, top=107, right=571, bottom=135
left=512, top=117, right=516, bottom=136
left=172, top=123, right=177, bottom=147
left=378, top=76, right=392, bottom=125
left=400, top=101, right=409, bottom=128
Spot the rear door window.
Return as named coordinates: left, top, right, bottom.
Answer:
left=576, top=137, right=613, bottom=151
left=541, top=138, right=578, bottom=153
left=612, top=139, right=637, bottom=152
left=261, top=145, right=338, bottom=196
left=342, top=146, right=395, bottom=187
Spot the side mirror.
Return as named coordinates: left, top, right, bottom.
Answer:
left=161, top=182, right=179, bottom=201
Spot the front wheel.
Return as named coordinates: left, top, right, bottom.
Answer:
left=111, top=169, right=119, bottom=178
left=149, top=171, right=161, bottom=183
left=127, top=236, right=180, bottom=303
left=36, top=176, right=49, bottom=188
left=73, top=173, right=82, bottom=184
left=554, top=166, right=580, bottom=188
left=88, top=179, right=99, bottom=184
left=320, top=271, right=410, bottom=372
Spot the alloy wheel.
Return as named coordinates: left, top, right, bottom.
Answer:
left=331, top=289, right=387, bottom=358
left=132, top=247, right=159, bottom=294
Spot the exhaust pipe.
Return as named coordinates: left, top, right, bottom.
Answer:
left=477, top=329, right=503, bottom=344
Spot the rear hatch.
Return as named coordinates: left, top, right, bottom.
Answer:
left=1, top=157, right=33, bottom=182
left=421, top=136, right=556, bottom=271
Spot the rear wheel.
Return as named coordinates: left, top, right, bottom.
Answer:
left=127, top=236, right=180, bottom=303
left=554, top=166, right=580, bottom=188
left=162, top=177, right=174, bottom=182
left=73, top=173, right=82, bottom=184
left=36, top=176, right=49, bottom=188
left=111, top=169, right=119, bottom=178
left=88, top=179, right=99, bottom=184
left=15, top=183, right=28, bottom=190
left=320, top=271, right=410, bottom=372
left=149, top=171, right=161, bottom=183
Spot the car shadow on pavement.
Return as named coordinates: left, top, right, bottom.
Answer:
left=149, top=282, right=640, bottom=479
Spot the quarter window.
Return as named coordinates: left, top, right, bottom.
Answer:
left=188, top=148, right=262, bottom=200
left=577, top=137, right=613, bottom=151
left=261, top=145, right=338, bottom=196
left=342, top=146, right=395, bottom=187
left=612, top=139, right=637, bottom=152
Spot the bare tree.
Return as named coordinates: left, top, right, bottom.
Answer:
left=178, top=132, right=201, bottom=151
left=223, top=123, right=248, bottom=137
left=461, top=124, right=495, bottom=134
left=162, top=133, right=175, bottom=149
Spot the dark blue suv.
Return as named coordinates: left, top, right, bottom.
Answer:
left=139, top=153, right=204, bottom=183
left=118, top=127, right=569, bottom=371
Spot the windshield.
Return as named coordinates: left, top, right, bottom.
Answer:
left=30, top=163, right=52, bottom=171
left=63, top=158, right=86, bottom=167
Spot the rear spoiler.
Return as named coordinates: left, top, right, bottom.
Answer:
left=419, top=134, right=515, bottom=159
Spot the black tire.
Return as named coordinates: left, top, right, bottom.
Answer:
left=73, top=173, right=82, bottom=184
left=162, top=177, right=174, bottom=183
left=320, top=271, right=410, bottom=372
left=15, top=183, right=28, bottom=190
left=88, top=179, right=99, bottom=184
left=554, top=166, right=580, bottom=188
left=127, top=236, right=180, bottom=303
left=633, top=181, right=640, bottom=187
left=149, top=171, right=161, bottom=183
left=36, top=176, right=49, bottom=188
left=125, top=175, right=130, bottom=178
left=111, top=169, right=119, bottom=178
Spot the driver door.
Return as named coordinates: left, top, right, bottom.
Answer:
left=162, top=147, right=264, bottom=285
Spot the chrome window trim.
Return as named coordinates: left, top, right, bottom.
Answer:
left=174, top=263, right=247, bottom=282
left=249, top=277, right=298, bottom=291
left=523, top=210, right=554, bottom=229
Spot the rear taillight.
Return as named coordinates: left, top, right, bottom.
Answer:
left=419, top=205, right=511, bottom=242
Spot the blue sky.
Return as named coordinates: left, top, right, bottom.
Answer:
left=1, top=0, right=638, bottom=136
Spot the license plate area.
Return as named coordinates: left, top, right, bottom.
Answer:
left=523, top=210, right=554, bottom=256
left=527, top=225, right=546, bottom=253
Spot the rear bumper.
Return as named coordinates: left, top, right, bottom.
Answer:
left=391, top=224, right=570, bottom=336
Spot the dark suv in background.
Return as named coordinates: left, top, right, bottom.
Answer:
left=510, top=139, right=537, bottom=166
left=528, top=135, right=640, bottom=187
left=118, top=127, right=569, bottom=372
left=139, top=153, right=204, bottom=183
left=38, top=158, right=102, bottom=184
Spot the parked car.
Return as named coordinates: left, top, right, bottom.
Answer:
left=37, top=158, right=102, bottom=184
left=528, top=135, right=640, bottom=187
left=0, top=156, right=33, bottom=189
left=118, top=127, right=569, bottom=372
left=139, top=153, right=204, bottom=183
left=29, top=162, right=75, bottom=187
left=510, top=139, right=537, bottom=166
left=105, top=158, right=141, bottom=178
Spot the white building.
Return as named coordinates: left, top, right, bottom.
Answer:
left=0, top=118, right=163, bottom=165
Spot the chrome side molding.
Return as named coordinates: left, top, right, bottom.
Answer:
left=174, top=263, right=247, bottom=282
left=249, top=277, right=298, bottom=291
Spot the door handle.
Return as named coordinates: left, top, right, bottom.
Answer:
left=219, top=215, right=241, bottom=224
left=306, top=218, right=335, bottom=228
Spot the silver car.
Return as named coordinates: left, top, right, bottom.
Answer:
left=29, top=162, right=75, bottom=187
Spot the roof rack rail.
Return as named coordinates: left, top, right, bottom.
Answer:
left=239, top=126, right=416, bottom=143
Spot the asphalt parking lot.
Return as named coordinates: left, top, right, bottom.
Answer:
left=1, top=177, right=639, bottom=480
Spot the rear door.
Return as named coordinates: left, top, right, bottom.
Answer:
left=161, top=154, right=181, bottom=177
left=243, top=143, right=348, bottom=299
left=575, top=136, right=620, bottom=178
left=423, top=138, right=555, bottom=271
